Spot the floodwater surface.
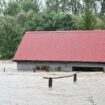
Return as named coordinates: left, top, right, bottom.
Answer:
left=0, top=61, right=105, bottom=105
left=0, top=72, right=104, bottom=105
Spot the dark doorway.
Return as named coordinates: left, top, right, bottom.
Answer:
left=72, top=67, right=104, bottom=72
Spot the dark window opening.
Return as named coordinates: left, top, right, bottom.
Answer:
left=36, top=65, right=49, bottom=70
left=72, top=67, right=104, bottom=72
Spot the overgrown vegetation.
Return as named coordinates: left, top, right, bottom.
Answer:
left=0, top=0, right=105, bottom=59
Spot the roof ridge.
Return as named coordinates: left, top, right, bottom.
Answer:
left=26, top=30, right=105, bottom=34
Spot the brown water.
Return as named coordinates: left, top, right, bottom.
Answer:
left=0, top=72, right=105, bottom=105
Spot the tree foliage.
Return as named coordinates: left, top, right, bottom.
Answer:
left=0, top=0, right=105, bottom=59
left=82, top=0, right=97, bottom=30
left=0, top=16, right=22, bottom=59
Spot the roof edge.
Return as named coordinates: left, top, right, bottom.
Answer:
left=13, top=60, right=105, bottom=64
left=25, top=30, right=105, bottom=34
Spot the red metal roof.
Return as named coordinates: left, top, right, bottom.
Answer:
left=13, top=30, right=105, bottom=63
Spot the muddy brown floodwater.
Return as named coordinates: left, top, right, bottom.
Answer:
left=0, top=61, right=105, bottom=105
left=0, top=72, right=105, bottom=105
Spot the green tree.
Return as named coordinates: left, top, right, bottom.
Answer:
left=16, top=10, right=40, bottom=31
left=0, top=16, right=22, bottom=59
left=45, top=0, right=82, bottom=14
left=21, top=0, right=39, bottom=12
left=56, top=13, right=74, bottom=30
left=38, top=11, right=75, bottom=31
left=70, top=0, right=82, bottom=14
left=82, top=9, right=97, bottom=30
left=39, top=11, right=58, bottom=30
left=71, top=15, right=83, bottom=30
left=3, top=1, right=20, bottom=16
left=2, top=0, right=39, bottom=16
left=16, top=11, right=28, bottom=26
left=98, top=0, right=105, bottom=16
left=45, top=0, right=60, bottom=12
left=82, top=0, right=97, bottom=30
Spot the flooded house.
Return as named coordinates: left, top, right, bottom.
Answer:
left=13, top=31, right=105, bottom=72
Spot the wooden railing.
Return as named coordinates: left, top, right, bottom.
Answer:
left=43, top=72, right=79, bottom=88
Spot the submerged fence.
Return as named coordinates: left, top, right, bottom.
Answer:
left=43, top=72, right=79, bottom=88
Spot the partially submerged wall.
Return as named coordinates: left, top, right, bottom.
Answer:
left=17, top=61, right=105, bottom=72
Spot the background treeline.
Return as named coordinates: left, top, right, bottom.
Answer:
left=0, top=0, right=105, bottom=59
